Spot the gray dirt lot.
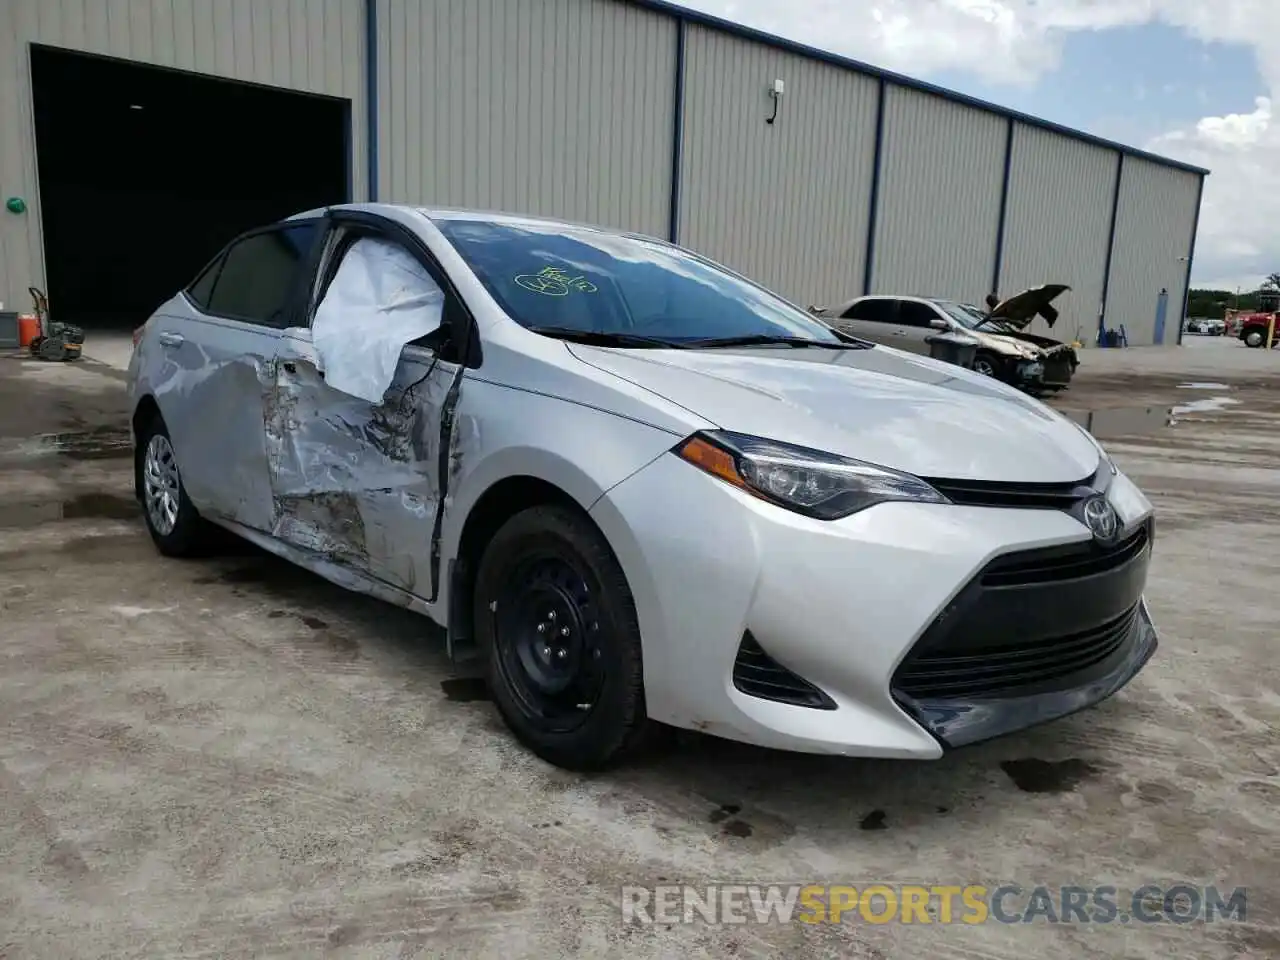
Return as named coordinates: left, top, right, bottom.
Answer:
left=0, top=341, right=1276, bottom=959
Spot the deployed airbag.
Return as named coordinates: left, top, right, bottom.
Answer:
left=312, top=237, right=445, bottom=403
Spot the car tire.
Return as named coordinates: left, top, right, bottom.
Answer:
left=135, top=412, right=212, bottom=557
left=474, top=504, right=653, bottom=771
left=1244, top=330, right=1264, bottom=348
left=972, top=351, right=1004, bottom=380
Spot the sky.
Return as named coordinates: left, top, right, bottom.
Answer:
left=671, top=0, right=1278, bottom=292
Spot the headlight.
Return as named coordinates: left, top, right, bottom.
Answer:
left=673, top=431, right=950, bottom=520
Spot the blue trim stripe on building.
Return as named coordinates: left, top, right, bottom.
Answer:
left=1177, top=175, right=1205, bottom=346
left=365, top=0, right=379, bottom=202
left=668, top=19, right=686, bottom=244
left=991, top=116, right=1015, bottom=297
left=1098, top=151, right=1125, bottom=340
left=631, top=0, right=1208, bottom=178
left=862, top=78, right=887, bottom=296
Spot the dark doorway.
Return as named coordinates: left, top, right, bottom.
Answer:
left=29, top=45, right=349, bottom=332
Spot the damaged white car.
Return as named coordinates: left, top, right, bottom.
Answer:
left=129, top=205, right=1158, bottom=770
left=824, top=286, right=1080, bottom=392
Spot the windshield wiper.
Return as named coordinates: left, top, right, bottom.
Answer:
left=527, top=326, right=687, bottom=349
left=683, top=333, right=870, bottom=350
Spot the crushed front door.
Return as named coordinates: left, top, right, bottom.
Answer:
left=263, top=233, right=455, bottom=598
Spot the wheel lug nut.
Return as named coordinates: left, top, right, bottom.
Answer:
left=541, top=645, right=551, bottom=657
left=560, top=626, right=570, bottom=637
left=548, top=611, right=557, bottom=621
left=536, top=623, right=546, bottom=634
left=557, top=648, right=568, bottom=659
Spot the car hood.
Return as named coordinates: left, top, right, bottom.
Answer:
left=985, top=283, right=1070, bottom=330
left=567, top=343, right=1100, bottom=482
left=967, top=328, right=1057, bottom=358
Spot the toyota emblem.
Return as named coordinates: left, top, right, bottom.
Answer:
left=1082, top=496, right=1121, bottom=542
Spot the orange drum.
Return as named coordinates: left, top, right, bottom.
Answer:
left=17, top=314, right=41, bottom=347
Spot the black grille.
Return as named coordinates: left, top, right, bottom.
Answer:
left=926, top=476, right=1091, bottom=509
left=733, top=632, right=835, bottom=710
left=894, top=605, right=1139, bottom=699
left=982, top=526, right=1149, bottom=587
left=1043, top=355, right=1073, bottom=385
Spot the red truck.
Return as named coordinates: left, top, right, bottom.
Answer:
left=1232, top=289, right=1280, bottom=348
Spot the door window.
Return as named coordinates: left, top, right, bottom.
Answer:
left=310, top=234, right=448, bottom=404
left=204, top=222, right=318, bottom=326
left=898, top=301, right=942, bottom=329
left=842, top=298, right=898, bottom=323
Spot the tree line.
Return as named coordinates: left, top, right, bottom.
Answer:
left=1187, top=273, right=1280, bottom=319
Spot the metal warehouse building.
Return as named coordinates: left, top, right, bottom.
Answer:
left=0, top=0, right=1208, bottom=346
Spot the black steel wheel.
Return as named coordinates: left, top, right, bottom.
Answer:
left=474, top=504, right=652, bottom=770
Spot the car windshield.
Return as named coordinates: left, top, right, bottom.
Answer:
left=936, top=299, right=1018, bottom=334
left=433, top=217, right=844, bottom=346
left=934, top=300, right=987, bottom=329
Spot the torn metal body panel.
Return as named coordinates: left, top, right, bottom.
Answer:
left=267, top=330, right=454, bottom=597
left=132, top=296, right=280, bottom=532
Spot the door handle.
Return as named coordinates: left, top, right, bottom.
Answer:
left=157, top=332, right=184, bottom=347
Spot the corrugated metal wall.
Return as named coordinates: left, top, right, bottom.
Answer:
left=869, top=86, right=1006, bottom=303
left=676, top=25, right=879, bottom=306
left=1105, top=157, right=1202, bottom=345
left=0, top=0, right=365, bottom=312
left=376, top=0, right=675, bottom=238
left=999, top=124, right=1118, bottom=344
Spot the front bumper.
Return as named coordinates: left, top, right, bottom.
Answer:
left=590, top=455, right=1156, bottom=758
left=1014, top=350, right=1075, bottom=387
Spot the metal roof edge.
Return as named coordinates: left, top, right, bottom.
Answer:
left=629, top=0, right=1211, bottom=178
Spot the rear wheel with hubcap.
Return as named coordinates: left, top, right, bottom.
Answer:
left=1243, top=329, right=1264, bottom=348
left=474, top=504, right=651, bottom=770
left=135, top=414, right=211, bottom=556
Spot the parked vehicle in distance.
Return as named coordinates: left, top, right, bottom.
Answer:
left=129, top=205, right=1157, bottom=770
left=818, top=285, right=1079, bottom=393
left=1185, top=317, right=1225, bottom=336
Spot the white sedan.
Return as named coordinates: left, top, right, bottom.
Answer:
left=128, top=204, right=1159, bottom=769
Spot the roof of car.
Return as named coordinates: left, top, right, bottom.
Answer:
left=287, top=202, right=650, bottom=239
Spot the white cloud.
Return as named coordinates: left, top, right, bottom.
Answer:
left=672, top=0, right=1280, bottom=290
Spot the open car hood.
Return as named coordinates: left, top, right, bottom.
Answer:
left=984, top=284, right=1070, bottom=330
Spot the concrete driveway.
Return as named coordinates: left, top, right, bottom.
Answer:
left=0, top=342, right=1276, bottom=958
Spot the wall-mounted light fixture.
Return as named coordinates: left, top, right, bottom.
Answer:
left=766, top=78, right=785, bottom=125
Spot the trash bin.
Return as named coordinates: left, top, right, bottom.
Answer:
left=925, top=332, right=978, bottom=369
left=0, top=311, right=18, bottom=350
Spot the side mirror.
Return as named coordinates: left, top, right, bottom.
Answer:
left=929, top=316, right=949, bottom=330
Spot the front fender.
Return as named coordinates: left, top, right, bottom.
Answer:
left=440, top=379, right=685, bottom=576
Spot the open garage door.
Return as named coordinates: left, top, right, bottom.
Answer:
left=29, top=46, right=350, bottom=332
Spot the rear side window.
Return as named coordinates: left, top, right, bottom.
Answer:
left=204, top=223, right=318, bottom=326
left=842, top=298, right=897, bottom=323
left=186, top=254, right=223, bottom=310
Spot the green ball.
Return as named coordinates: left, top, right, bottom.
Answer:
left=5, top=197, right=26, bottom=214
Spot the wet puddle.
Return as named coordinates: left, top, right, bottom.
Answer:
left=0, top=492, right=138, bottom=529
left=1172, top=381, right=1240, bottom=417
left=0, top=426, right=132, bottom=463
left=1172, top=396, right=1242, bottom=415
left=1059, top=405, right=1174, bottom=438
